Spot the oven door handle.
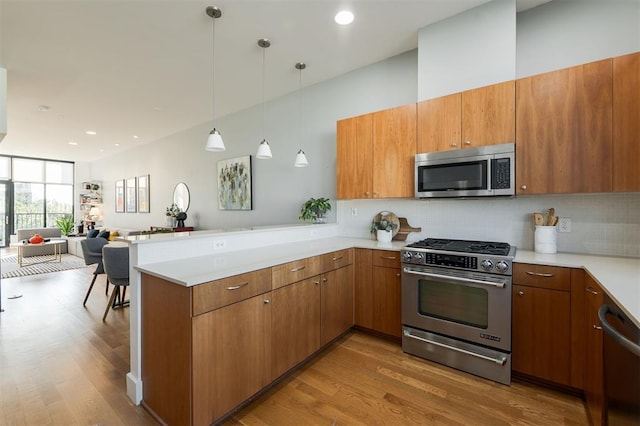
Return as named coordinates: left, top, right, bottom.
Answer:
left=403, top=268, right=506, bottom=288
left=403, top=330, right=507, bottom=365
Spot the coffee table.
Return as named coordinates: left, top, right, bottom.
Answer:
left=11, top=239, right=66, bottom=267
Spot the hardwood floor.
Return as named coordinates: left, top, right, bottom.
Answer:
left=0, top=254, right=156, bottom=426
left=0, top=251, right=589, bottom=426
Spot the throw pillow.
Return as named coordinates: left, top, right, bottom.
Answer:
left=98, top=230, right=110, bottom=240
left=87, top=229, right=99, bottom=238
left=108, top=230, right=120, bottom=241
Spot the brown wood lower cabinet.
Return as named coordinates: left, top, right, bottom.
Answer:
left=354, top=248, right=402, bottom=338
left=271, top=277, right=321, bottom=379
left=321, top=266, right=355, bottom=345
left=584, top=275, right=605, bottom=425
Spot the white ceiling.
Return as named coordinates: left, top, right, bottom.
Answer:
left=0, top=0, right=548, bottom=162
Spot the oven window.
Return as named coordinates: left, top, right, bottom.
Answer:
left=418, top=279, right=488, bottom=328
left=418, top=160, right=487, bottom=192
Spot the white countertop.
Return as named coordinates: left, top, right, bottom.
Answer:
left=136, top=237, right=639, bottom=327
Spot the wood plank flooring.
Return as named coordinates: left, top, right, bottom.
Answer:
left=0, top=249, right=589, bottom=426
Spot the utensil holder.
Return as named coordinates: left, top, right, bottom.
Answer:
left=534, top=226, right=557, bottom=254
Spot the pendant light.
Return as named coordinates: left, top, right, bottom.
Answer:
left=205, top=6, right=225, bottom=152
left=256, top=38, right=272, bottom=159
left=294, top=62, right=309, bottom=167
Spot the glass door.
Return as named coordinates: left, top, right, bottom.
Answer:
left=0, top=181, right=12, bottom=248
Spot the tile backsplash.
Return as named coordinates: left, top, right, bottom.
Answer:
left=337, top=192, right=640, bottom=258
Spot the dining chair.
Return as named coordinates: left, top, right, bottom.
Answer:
left=80, top=237, right=110, bottom=306
left=102, top=244, right=130, bottom=321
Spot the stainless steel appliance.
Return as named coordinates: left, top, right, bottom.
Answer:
left=599, top=297, right=640, bottom=425
left=415, top=143, right=515, bottom=198
left=401, top=238, right=515, bottom=385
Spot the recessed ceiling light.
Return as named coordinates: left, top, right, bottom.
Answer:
left=68, top=141, right=78, bottom=146
left=99, top=149, right=104, bottom=152
left=133, top=135, right=139, bottom=139
left=114, top=143, right=120, bottom=147
left=335, top=10, right=354, bottom=25
left=85, top=130, right=97, bottom=135
left=37, top=105, right=51, bottom=112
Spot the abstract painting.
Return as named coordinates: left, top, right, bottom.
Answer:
left=217, top=155, right=252, bottom=210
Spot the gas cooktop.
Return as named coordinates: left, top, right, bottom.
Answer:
left=406, top=238, right=512, bottom=256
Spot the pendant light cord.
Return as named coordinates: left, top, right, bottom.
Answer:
left=298, top=67, right=302, bottom=149
left=211, top=13, right=216, bottom=128
left=262, top=46, right=266, bottom=140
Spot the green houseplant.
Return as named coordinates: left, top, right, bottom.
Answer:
left=54, top=215, right=75, bottom=236
left=370, top=215, right=398, bottom=242
left=299, top=197, right=331, bottom=223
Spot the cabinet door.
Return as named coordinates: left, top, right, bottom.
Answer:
left=271, top=278, right=321, bottom=379
left=192, top=293, right=272, bottom=426
left=512, top=284, right=571, bottom=385
left=354, top=248, right=374, bottom=329
left=371, top=265, right=402, bottom=338
left=321, top=265, right=354, bottom=346
left=417, top=93, right=461, bottom=153
left=462, top=81, right=515, bottom=149
left=613, top=52, right=640, bottom=192
left=584, top=276, right=605, bottom=426
left=336, top=114, right=373, bottom=199
left=372, top=104, right=416, bottom=198
left=516, top=59, right=613, bottom=194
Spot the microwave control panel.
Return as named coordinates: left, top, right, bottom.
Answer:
left=491, top=158, right=511, bottom=189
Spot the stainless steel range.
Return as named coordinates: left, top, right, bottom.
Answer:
left=401, top=238, right=516, bottom=385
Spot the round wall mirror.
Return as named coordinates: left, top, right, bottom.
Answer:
left=173, top=182, right=190, bottom=212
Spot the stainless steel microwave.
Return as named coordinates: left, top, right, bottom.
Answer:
left=415, top=143, right=515, bottom=198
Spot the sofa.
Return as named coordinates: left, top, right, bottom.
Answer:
left=66, top=228, right=139, bottom=257
left=15, top=227, right=68, bottom=257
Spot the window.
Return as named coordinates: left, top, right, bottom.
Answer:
left=6, top=156, right=74, bottom=230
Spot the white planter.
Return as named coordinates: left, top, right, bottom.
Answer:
left=376, top=229, right=392, bottom=243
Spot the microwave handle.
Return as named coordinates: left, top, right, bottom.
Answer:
left=403, top=267, right=506, bottom=288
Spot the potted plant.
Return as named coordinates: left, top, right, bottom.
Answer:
left=54, top=215, right=75, bottom=236
left=299, top=197, right=331, bottom=223
left=370, top=216, right=397, bottom=242
left=165, top=203, right=182, bottom=227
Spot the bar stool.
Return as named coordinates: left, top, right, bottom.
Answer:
left=102, top=244, right=130, bottom=322
left=80, top=237, right=110, bottom=306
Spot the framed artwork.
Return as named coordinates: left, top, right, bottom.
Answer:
left=125, top=177, right=137, bottom=213
left=137, top=174, right=150, bottom=213
left=217, top=155, right=252, bottom=210
left=115, top=179, right=125, bottom=213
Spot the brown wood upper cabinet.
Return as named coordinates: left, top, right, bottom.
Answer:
left=613, top=51, right=640, bottom=192
left=516, top=59, right=613, bottom=195
left=337, top=104, right=416, bottom=199
left=417, top=81, right=515, bottom=153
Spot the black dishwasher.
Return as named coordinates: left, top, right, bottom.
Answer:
left=599, top=295, right=640, bottom=425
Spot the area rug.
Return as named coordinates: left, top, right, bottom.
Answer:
left=1, top=255, right=88, bottom=279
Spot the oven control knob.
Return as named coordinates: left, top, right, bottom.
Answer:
left=402, top=251, right=412, bottom=262
left=413, top=252, right=424, bottom=262
left=481, top=259, right=494, bottom=271
left=495, top=261, right=510, bottom=273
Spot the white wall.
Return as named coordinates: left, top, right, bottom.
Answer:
left=89, top=50, right=418, bottom=231
left=516, top=0, right=640, bottom=77
left=418, top=0, right=516, bottom=100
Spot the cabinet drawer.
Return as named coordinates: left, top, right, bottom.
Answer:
left=513, top=263, right=571, bottom=291
left=272, top=256, right=321, bottom=289
left=192, top=268, right=272, bottom=315
left=321, top=249, right=353, bottom=272
left=372, top=250, right=401, bottom=268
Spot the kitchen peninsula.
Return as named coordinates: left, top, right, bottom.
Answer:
left=124, top=224, right=639, bottom=425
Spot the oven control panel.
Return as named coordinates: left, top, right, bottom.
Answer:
left=401, top=250, right=512, bottom=275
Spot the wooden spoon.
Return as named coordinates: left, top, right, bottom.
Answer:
left=533, top=213, right=545, bottom=226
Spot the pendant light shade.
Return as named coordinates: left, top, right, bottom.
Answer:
left=257, top=139, right=272, bottom=159
left=294, top=149, right=308, bottom=167
left=294, top=62, right=308, bottom=167
left=256, top=38, right=272, bottom=159
left=205, top=6, right=225, bottom=152
left=206, top=128, right=225, bottom=151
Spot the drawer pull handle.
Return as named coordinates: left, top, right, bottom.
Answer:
left=264, top=299, right=270, bottom=305
left=226, top=282, right=249, bottom=291
left=380, top=256, right=397, bottom=260
left=332, top=256, right=344, bottom=261
left=586, top=286, right=599, bottom=295
left=593, top=324, right=602, bottom=330
left=525, top=271, right=554, bottom=278
left=290, top=266, right=306, bottom=272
